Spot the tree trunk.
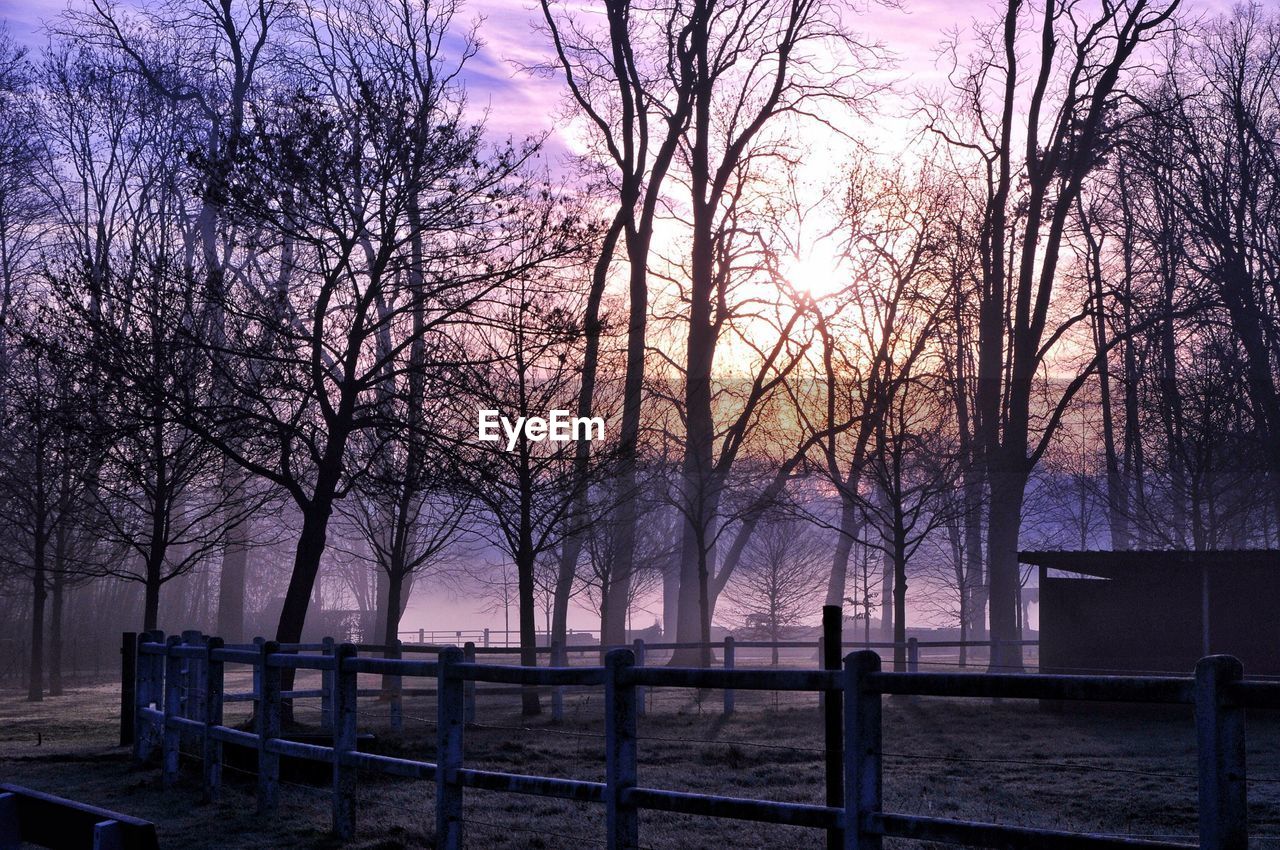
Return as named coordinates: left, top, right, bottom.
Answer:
left=552, top=214, right=624, bottom=648
left=143, top=552, right=162, bottom=633
left=661, top=557, right=679, bottom=641
left=216, top=517, right=250, bottom=643
left=28, top=547, right=46, bottom=702
left=373, top=568, right=390, bottom=648
left=892, top=527, right=907, bottom=672
left=516, top=543, right=542, bottom=716
left=276, top=502, right=334, bottom=644
left=48, top=568, right=64, bottom=697
left=963, top=473, right=986, bottom=640
left=825, top=496, right=860, bottom=607
left=879, top=543, right=893, bottom=641
left=604, top=224, right=654, bottom=647
left=986, top=454, right=1027, bottom=671
left=382, top=569, right=404, bottom=692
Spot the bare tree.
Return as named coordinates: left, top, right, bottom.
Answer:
left=925, top=0, right=1180, bottom=668
left=66, top=0, right=287, bottom=643
left=455, top=264, right=603, bottom=715
left=723, top=513, right=828, bottom=666
left=0, top=322, right=95, bottom=701
left=535, top=0, right=699, bottom=648
left=860, top=377, right=960, bottom=670
left=170, top=0, right=578, bottom=666
left=664, top=0, right=885, bottom=664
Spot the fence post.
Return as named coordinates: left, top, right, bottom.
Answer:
left=131, top=632, right=149, bottom=759
left=320, top=637, right=334, bottom=730
left=463, top=642, right=477, bottom=725
left=822, top=605, right=845, bottom=850
left=723, top=637, right=735, bottom=716
left=1195, top=655, right=1247, bottom=850
left=92, top=820, right=123, bottom=850
left=257, top=641, right=281, bottom=815
left=120, top=632, right=137, bottom=748
left=552, top=641, right=565, bottom=723
left=182, top=631, right=205, bottom=732
left=162, top=636, right=183, bottom=789
left=389, top=639, right=404, bottom=733
left=419, top=628, right=425, bottom=645
left=843, top=650, right=882, bottom=850
left=604, top=649, right=638, bottom=850
left=251, top=637, right=265, bottom=700
left=202, top=638, right=224, bottom=803
left=483, top=628, right=490, bottom=648
left=0, top=791, right=18, bottom=847
left=133, top=630, right=162, bottom=764
left=436, top=646, right=465, bottom=850
left=906, top=638, right=919, bottom=674
left=632, top=639, right=646, bottom=718
left=187, top=633, right=208, bottom=761
left=332, top=643, right=358, bottom=840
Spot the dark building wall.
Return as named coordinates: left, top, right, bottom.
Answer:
left=1031, top=551, right=1280, bottom=677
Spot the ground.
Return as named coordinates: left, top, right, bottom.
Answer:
left=3, top=664, right=1280, bottom=849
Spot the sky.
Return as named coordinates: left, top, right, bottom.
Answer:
left=0, top=0, right=965, bottom=148
left=0, top=0, right=1232, bottom=634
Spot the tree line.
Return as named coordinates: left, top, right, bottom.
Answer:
left=1, top=0, right=1276, bottom=713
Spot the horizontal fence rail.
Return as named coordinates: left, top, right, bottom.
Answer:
left=123, top=629, right=1263, bottom=850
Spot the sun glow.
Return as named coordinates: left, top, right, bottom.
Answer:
left=781, top=250, right=848, bottom=299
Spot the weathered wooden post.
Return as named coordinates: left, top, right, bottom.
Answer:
left=0, top=791, right=18, bottom=848
left=202, top=637, right=225, bottom=803
left=604, top=649, right=638, bottom=850
left=251, top=637, right=265, bottom=700
left=632, top=639, right=646, bottom=718
left=389, top=639, right=404, bottom=733
left=552, top=641, right=565, bottom=723
left=182, top=631, right=206, bottom=729
left=722, top=637, right=735, bottom=716
left=822, top=605, right=844, bottom=850
left=906, top=638, right=919, bottom=674
left=483, top=628, right=490, bottom=648
left=256, top=641, right=282, bottom=815
left=463, top=642, right=477, bottom=725
left=332, top=643, right=359, bottom=840
left=1195, top=655, right=1247, bottom=850
left=436, top=646, right=465, bottom=850
left=320, top=637, right=335, bottom=730
left=133, top=630, right=163, bottom=764
left=93, top=820, right=123, bottom=850
left=162, top=636, right=183, bottom=789
left=130, top=634, right=148, bottom=760
left=120, top=632, right=137, bottom=748
left=182, top=632, right=207, bottom=760
left=844, top=650, right=882, bottom=850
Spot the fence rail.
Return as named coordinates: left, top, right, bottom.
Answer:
left=123, top=628, right=1259, bottom=850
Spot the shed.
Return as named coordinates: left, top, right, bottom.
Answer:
left=1020, top=549, right=1280, bottom=678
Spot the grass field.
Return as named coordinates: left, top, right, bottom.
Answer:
left=3, top=670, right=1280, bottom=849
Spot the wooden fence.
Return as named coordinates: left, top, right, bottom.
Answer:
left=0, top=783, right=159, bottom=850
left=123, top=628, right=1267, bottom=850
left=119, top=631, right=1039, bottom=739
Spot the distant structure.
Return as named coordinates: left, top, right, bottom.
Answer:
left=246, top=599, right=366, bottom=643
left=1022, top=550, right=1280, bottom=677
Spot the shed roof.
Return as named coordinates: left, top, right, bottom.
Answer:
left=1018, top=549, right=1280, bottom=579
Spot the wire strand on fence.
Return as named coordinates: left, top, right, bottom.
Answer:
left=880, top=750, right=1199, bottom=781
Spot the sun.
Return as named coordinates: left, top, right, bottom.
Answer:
left=780, top=249, right=848, bottom=299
